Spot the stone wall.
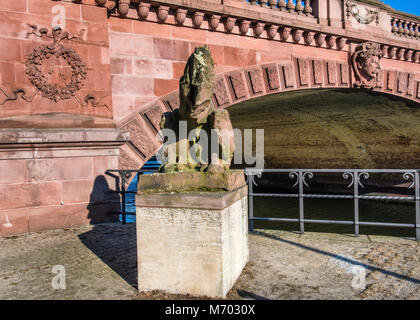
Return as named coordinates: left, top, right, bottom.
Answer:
left=0, top=0, right=113, bottom=124
left=0, top=129, right=127, bottom=236
left=0, top=1, right=124, bottom=236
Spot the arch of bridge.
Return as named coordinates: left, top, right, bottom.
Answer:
left=118, top=57, right=420, bottom=169
left=86, top=0, right=420, bottom=169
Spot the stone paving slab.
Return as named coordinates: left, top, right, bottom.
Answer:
left=0, top=224, right=419, bottom=300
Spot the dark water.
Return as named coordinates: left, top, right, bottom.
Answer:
left=253, top=197, right=416, bottom=238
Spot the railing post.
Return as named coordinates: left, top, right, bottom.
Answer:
left=298, top=170, right=304, bottom=234
left=415, top=170, right=420, bottom=241
left=248, top=172, right=254, bottom=232
left=353, top=170, right=359, bottom=237
left=121, top=172, right=126, bottom=225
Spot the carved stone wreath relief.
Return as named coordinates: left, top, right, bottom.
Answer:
left=346, top=1, right=379, bottom=25
left=0, top=24, right=109, bottom=110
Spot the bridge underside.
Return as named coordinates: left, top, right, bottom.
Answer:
left=229, top=88, right=420, bottom=169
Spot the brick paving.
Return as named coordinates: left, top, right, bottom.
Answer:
left=0, top=223, right=137, bottom=300
left=0, top=223, right=419, bottom=300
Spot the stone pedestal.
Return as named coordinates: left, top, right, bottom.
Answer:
left=136, top=182, right=248, bottom=298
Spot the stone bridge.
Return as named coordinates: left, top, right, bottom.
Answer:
left=0, top=0, right=420, bottom=235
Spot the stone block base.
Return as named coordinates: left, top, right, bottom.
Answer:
left=138, top=170, right=246, bottom=193
left=136, top=185, right=248, bottom=298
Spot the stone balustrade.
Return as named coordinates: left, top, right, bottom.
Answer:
left=391, top=15, right=420, bottom=40
left=91, top=0, right=420, bottom=64
left=248, top=0, right=313, bottom=16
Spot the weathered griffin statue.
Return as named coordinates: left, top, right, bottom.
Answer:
left=159, top=46, right=234, bottom=173
left=352, top=41, right=383, bottom=89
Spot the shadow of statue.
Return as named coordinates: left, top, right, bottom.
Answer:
left=78, top=174, right=138, bottom=289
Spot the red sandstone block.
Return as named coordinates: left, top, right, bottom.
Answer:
left=239, top=36, right=269, bottom=51
left=28, top=204, right=90, bottom=233
left=112, top=95, right=135, bottom=122
left=154, top=79, right=178, bottom=96
left=92, top=156, right=119, bottom=190
left=111, top=75, right=154, bottom=96
left=108, top=16, right=133, bottom=33
left=0, top=182, right=62, bottom=210
left=0, top=62, right=16, bottom=85
left=109, top=32, right=133, bottom=56
left=2, top=0, right=26, bottom=12
left=173, top=62, right=186, bottom=80
left=0, top=38, right=21, bottom=62
left=62, top=180, right=93, bottom=204
left=0, top=12, right=28, bottom=39
left=153, top=38, right=190, bottom=61
left=93, top=156, right=119, bottom=177
left=27, top=157, right=93, bottom=182
left=109, top=33, right=153, bottom=57
left=86, top=22, right=109, bottom=46
left=224, top=47, right=257, bottom=67
left=28, top=0, right=81, bottom=20
left=110, top=56, right=133, bottom=74
left=0, top=208, right=28, bottom=237
left=188, top=42, right=224, bottom=65
left=87, top=45, right=110, bottom=68
left=132, top=34, right=154, bottom=58
left=133, top=20, right=172, bottom=38
left=86, top=69, right=111, bottom=91
left=172, top=26, right=206, bottom=43
left=134, top=58, right=173, bottom=79
left=82, top=4, right=107, bottom=24
left=207, top=45, right=224, bottom=65
left=0, top=160, right=27, bottom=184
left=206, top=31, right=239, bottom=48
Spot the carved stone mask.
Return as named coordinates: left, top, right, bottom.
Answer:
left=352, top=42, right=383, bottom=89
left=359, top=55, right=380, bottom=79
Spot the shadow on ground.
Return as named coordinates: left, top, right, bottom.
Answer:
left=253, top=230, right=420, bottom=285
left=78, top=223, right=138, bottom=289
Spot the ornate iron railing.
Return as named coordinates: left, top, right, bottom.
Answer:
left=106, top=159, right=159, bottom=224
left=245, top=168, right=420, bottom=241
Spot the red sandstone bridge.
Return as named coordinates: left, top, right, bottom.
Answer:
left=0, top=0, right=420, bottom=236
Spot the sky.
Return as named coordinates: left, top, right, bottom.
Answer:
left=382, top=0, right=420, bottom=16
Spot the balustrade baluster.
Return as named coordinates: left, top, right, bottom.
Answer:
left=296, top=0, right=304, bottom=14
left=278, top=0, right=287, bottom=11
left=409, top=22, right=415, bottom=38
left=404, top=21, right=410, bottom=36
left=286, top=0, right=295, bottom=12
left=398, top=19, right=404, bottom=35
left=303, top=0, right=312, bottom=16
left=260, top=0, right=268, bottom=7
left=268, top=0, right=278, bottom=9
left=391, top=17, right=398, bottom=33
